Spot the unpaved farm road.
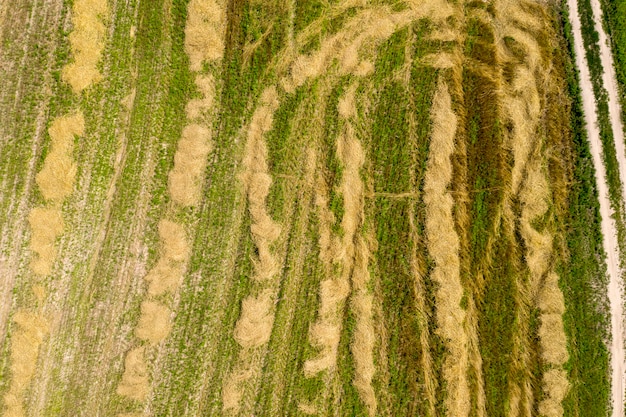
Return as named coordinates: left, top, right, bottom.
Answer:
left=567, top=0, right=626, bottom=415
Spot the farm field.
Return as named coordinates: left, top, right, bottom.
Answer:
left=0, top=0, right=623, bottom=416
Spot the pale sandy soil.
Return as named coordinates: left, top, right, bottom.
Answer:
left=567, top=0, right=626, bottom=415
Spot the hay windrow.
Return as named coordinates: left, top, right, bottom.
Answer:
left=233, top=289, right=275, bottom=349
left=118, top=0, right=225, bottom=410
left=518, top=139, right=570, bottom=417
left=494, top=1, right=570, bottom=414
left=303, top=84, right=378, bottom=416
left=36, top=113, right=85, bottom=202
left=28, top=208, right=64, bottom=276
left=351, top=236, right=376, bottom=415
left=3, top=110, right=85, bottom=414
left=144, top=260, right=184, bottom=297
left=284, top=7, right=421, bottom=91
left=185, top=74, right=216, bottom=120
left=223, top=86, right=282, bottom=413
left=336, top=85, right=377, bottom=415
left=135, top=301, right=172, bottom=345
left=538, top=369, right=570, bottom=417
left=116, top=347, right=149, bottom=402
left=303, top=173, right=346, bottom=377
left=2, top=311, right=49, bottom=417
left=424, top=79, right=470, bottom=417
left=168, top=124, right=214, bottom=207
left=62, top=0, right=110, bottom=93
left=158, top=219, right=190, bottom=263
left=185, top=0, right=226, bottom=71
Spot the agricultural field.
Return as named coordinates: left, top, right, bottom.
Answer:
left=0, top=0, right=625, bottom=416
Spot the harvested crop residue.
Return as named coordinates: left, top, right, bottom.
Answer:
left=424, top=79, right=470, bottom=417
left=116, top=347, right=149, bottom=402
left=35, top=112, right=84, bottom=202
left=135, top=301, right=172, bottom=345
left=28, top=208, right=64, bottom=276
left=2, top=311, right=49, bottom=417
left=223, top=86, right=282, bottom=414
left=62, top=0, right=110, bottom=93
left=168, top=124, right=213, bottom=207
left=185, top=0, right=226, bottom=71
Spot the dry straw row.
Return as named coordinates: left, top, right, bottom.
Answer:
left=116, top=0, right=225, bottom=414
left=222, top=86, right=282, bottom=413
left=4, top=0, right=106, bottom=409
left=4, top=10, right=96, bottom=409
left=494, top=1, right=571, bottom=415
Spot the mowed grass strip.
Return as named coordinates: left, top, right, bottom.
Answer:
left=364, top=23, right=438, bottom=416
left=460, top=9, right=510, bottom=417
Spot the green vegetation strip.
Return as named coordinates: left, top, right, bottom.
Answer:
left=576, top=0, right=626, bottom=268
left=598, top=0, right=626, bottom=142
left=559, top=2, right=611, bottom=415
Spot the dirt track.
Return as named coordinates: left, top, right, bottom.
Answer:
left=567, top=0, right=626, bottom=415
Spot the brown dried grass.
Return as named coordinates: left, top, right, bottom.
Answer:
left=185, top=0, right=226, bottom=71
left=36, top=113, right=84, bottom=202
left=158, top=220, right=189, bottom=263
left=28, top=208, right=64, bottom=276
left=135, top=301, right=172, bottom=345
left=233, top=289, right=275, bottom=349
left=62, top=0, right=109, bottom=93
left=423, top=79, right=470, bottom=417
left=3, top=311, right=49, bottom=417
left=185, top=75, right=215, bottom=120
left=144, top=260, right=184, bottom=297
left=223, top=86, right=282, bottom=412
left=538, top=369, right=570, bottom=417
left=303, top=172, right=346, bottom=377
left=168, top=124, right=213, bottom=207
left=116, top=347, right=149, bottom=402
